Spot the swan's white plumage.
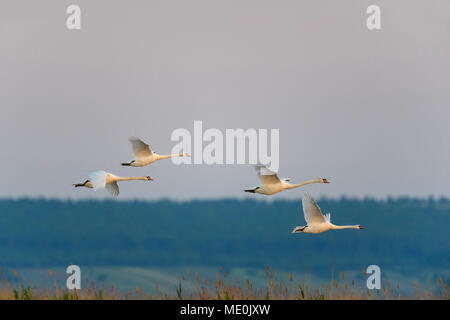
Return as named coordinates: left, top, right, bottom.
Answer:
left=302, top=192, right=327, bottom=224
left=255, top=165, right=281, bottom=185
left=123, top=137, right=190, bottom=167
left=129, top=137, right=153, bottom=159
left=293, top=193, right=363, bottom=234
left=257, top=165, right=277, bottom=176
left=106, top=181, right=119, bottom=196
left=87, top=170, right=107, bottom=191
left=246, top=165, right=329, bottom=196
left=75, top=171, right=152, bottom=197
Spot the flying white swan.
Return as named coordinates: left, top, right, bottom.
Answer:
left=292, top=193, right=364, bottom=234
left=121, top=137, right=190, bottom=167
left=244, top=165, right=329, bottom=195
left=73, top=170, right=153, bottom=197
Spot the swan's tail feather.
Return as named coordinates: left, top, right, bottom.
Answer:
left=121, top=160, right=136, bottom=166
left=73, top=180, right=88, bottom=187
left=292, top=226, right=306, bottom=233
left=244, top=186, right=260, bottom=193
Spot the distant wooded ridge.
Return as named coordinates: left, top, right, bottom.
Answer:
left=0, top=198, right=448, bottom=279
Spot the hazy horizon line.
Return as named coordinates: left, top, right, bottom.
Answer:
left=1, top=194, right=448, bottom=203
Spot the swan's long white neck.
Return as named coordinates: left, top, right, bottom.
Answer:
left=117, top=176, right=148, bottom=181
left=330, top=224, right=360, bottom=230
left=156, top=153, right=186, bottom=160
left=284, top=178, right=323, bottom=189
left=109, top=175, right=148, bottom=182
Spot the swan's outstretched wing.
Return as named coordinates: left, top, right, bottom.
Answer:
left=106, top=181, right=120, bottom=197
left=255, top=165, right=281, bottom=185
left=87, top=170, right=107, bottom=191
left=302, top=192, right=327, bottom=225
left=129, top=137, right=153, bottom=159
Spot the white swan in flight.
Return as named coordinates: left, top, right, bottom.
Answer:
left=244, top=165, right=329, bottom=195
left=292, top=193, right=364, bottom=234
left=121, top=137, right=190, bottom=167
left=73, top=170, right=153, bottom=197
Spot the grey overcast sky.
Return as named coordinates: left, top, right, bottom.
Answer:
left=1, top=1, right=449, bottom=200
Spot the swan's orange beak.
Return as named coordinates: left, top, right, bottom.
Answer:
left=323, top=178, right=330, bottom=184
left=358, top=225, right=364, bottom=229
left=146, top=176, right=153, bottom=181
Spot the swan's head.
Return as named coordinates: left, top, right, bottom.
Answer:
left=321, top=178, right=330, bottom=184
left=145, top=176, right=153, bottom=181
left=357, top=225, right=364, bottom=229
left=180, top=152, right=191, bottom=157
